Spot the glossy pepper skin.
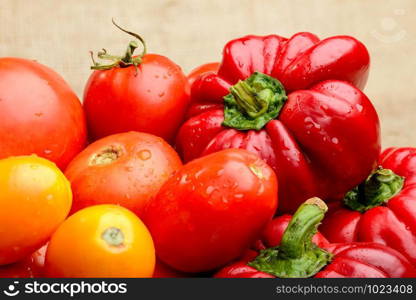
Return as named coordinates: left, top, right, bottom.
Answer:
left=215, top=198, right=416, bottom=278
left=176, top=33, right=380, bottom=213
left=321, top=147, right=416, bottom=265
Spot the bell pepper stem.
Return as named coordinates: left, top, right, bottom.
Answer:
left=344, top=167, right=404, bottom=213
left=222, top=72, right=287, bottom=131
left=279, top=198, right=327, bottom=258
left=248, top=197, right=332, bottom=278
left=230, top=80, right=269, bottom=118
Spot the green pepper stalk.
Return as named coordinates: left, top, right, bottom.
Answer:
left=344, top=167, right=404, bottom=213
left=249, top=197, right=332, bottom=278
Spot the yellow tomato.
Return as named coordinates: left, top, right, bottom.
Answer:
left=45, top=205, right=155, bottom=278
left=0, top=155, right=72, bottom=265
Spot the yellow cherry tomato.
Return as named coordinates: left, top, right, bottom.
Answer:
left=45, top=205, right=155, bottom=278
left=0, top=155, right=72, bottom=265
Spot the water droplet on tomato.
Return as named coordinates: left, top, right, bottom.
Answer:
left=194, top=169, right=204, bottom=179
left=216, top=169, right=225, bottom=177
left=179, top=174, right=189, bottom=184
left=138, top=150, right=151, bottom=160
left=206, top=186, right=215, bottom=195
left=44, top=149, right=52, bottom=155
left=257, top=184, right=265, bottom=195
left=331, top=137, right=339, bottom=144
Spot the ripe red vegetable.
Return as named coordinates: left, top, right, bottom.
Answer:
left=215, top=198, right=416, bottom=278
left=65, top=131, right=182, bottom=217
left=0, top=57, right=87, bottom=169
left=176, top=33, right=380, bottom=213
left=321, top=147, right=416, bottom=265
left=187, top=62, right=220, bottom=86
left=84, top=21, right=189, bottom=143
left=144, top=149, right=278, bottom=273
left=153, top=260, right=190, bottom=278
left=0, top=245, right=46, bottom=278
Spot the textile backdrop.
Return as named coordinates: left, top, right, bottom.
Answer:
left=0, top=0, right=415, bottom=147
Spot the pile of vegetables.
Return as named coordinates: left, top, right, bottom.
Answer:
left=0, top=21, right=415, bottom=278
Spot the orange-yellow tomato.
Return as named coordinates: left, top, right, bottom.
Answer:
left=45, top=205, right=155, bottom=278
left=0, top=156, right=72, bottom=265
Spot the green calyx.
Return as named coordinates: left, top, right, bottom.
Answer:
left=222, top=72, right=287, bottom=131
left=248, top=198, right=333, bottom=278
left=344, top=167, right=404, bottom=213
left=90, top=19, right=147, bottom=71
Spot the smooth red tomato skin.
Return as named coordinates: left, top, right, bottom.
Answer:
left=144, top=149, right=278, bottom=273
left=84, top=54, right=190, bottom=143
left=65, top=131, right=182, bottom=217
left=0, top=58, right=87, bottom=169
left=187, top=62, right=220, bottom=86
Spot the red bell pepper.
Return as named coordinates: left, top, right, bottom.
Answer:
left=215, top=198, right=416, bottom=278
left=321, top=147, right=416, bottom=265
left=176, top=33, right=380, bottom=213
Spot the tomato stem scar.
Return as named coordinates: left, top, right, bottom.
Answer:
left=101, top=227, right=125, bottom=247
left=90, top=145, right=122, bottom=166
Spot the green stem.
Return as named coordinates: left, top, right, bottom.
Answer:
left=222, top=72, right=287, bottom=131
left=248, top=198, right=332, bottom=278
left=344, top=167, right=404, bottom=213
left=230, top=80, right=270, bottom=118
left=90, top=19, right=147, bottom=71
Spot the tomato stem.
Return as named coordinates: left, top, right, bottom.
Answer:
left=90, top=19, right=147, bottom=71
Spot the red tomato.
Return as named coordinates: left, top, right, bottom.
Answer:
left=84, top=53, right=189, bottom=143
left=187, top=62, right=220, bottom=86
left=144, top=149, right=278, bottom=273
left=0, top=245, right=47, bottom=278
left=0, top=58, right=87, bottom=169
left=65, top=131, right=182, bottom=217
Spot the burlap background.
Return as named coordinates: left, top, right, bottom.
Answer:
left=1, top=0, right=415, bottom=147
